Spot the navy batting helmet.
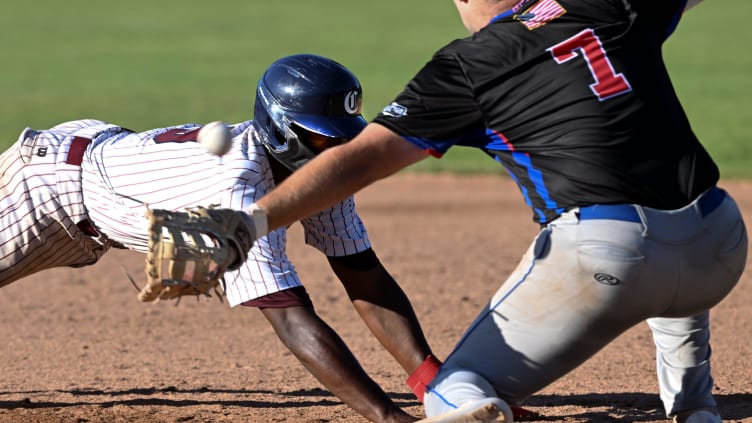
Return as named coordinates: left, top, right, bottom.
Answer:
left=252, top=54, right=367, bottom=171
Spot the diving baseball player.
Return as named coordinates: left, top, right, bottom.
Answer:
left=0, top=54, right=436, bottom=423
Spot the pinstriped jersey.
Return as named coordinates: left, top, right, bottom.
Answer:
left=1, top=119, right=371, bottom=306
left=374, top=0, right=718, bottom=224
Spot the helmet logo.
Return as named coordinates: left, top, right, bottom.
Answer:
left=344, top=91, right=360, bottom=114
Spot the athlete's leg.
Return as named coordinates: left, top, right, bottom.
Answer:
left=645, top=191, right=747, bottom=420
left=258, top=288, right=416, bottom=423
left=425, top=211, right=671, bottom=415
left=648, top=313, right=717, bottom=417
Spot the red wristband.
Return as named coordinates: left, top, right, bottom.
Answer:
left=406, top=354, right=442, bottom=403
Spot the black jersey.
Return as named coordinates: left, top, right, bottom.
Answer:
left=374, top=0, right=718, bottom=224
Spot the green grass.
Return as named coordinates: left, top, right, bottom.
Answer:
left=1, top=1, right=749, bottom=177
left=0, top=1, right=463, bottom=136
left=663, top=1, right=752, bottom=178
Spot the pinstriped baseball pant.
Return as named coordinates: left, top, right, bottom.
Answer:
left=0, top=131, right=107, bottom=286
left=425, top=188, right=747, bottom=418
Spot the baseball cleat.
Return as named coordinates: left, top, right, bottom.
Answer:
left=417, top=397, right=513, bottom=423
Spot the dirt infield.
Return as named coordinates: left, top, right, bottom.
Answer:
left=1, top=174, right=750, bottom=423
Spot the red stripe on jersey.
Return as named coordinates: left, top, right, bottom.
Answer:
left=489, top=129, right=515, bottom=152
left=426, top=148, right=443, bottom=158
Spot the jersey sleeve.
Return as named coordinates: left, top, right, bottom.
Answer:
left=373, top=51, right=484, bottom=157
left=300, top=196, right=371, bottom=257
left=222, top=227, right=305, bottom=307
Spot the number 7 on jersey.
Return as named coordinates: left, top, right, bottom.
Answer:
left=548, top=28, right=632, bottom=101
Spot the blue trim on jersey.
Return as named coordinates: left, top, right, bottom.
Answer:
left=498, top=158, right=537, bottom=212
left=513, top=151, right=563, bottom=212
left=666, top=0, right=688, bottom=40
left=401, top=135, right=462, bottom=158
left=401, top=129, right=565, bottom=223
left=486, top=131, right=514, bottom=152
left=490, top=9, right=516, bottom=23
left=486, top=129, right=563, bottom=222
left=507, top=154, right=546, bottom=221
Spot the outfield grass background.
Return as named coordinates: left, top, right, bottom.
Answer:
left=1, top=1, right=749, bottom=176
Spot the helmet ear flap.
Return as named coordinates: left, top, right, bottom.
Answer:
left=262, top=123, right=317, bottom=171
left=283, top=125, right=299, bottom=147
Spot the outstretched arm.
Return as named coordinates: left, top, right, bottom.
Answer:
left=328, top=250, right=441, bottom=403
left=255, top=123, right=427, bottom=232
left=328, top=249, right=433, bottom=375
left=261, top=305, right=417, bottom=423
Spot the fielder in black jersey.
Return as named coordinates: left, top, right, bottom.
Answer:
left=158, top=0, right=747, bottom=422
left=375, top=0, right=718, bottom=225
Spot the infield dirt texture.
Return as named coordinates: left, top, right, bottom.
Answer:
left=1, top=174, right=750, bottom=422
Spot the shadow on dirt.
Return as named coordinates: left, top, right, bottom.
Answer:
left=0, top=387, right=418, bottom=410
left=1, top=388, right=750, bottom=421
left=523, top=392, right=752, bottom=421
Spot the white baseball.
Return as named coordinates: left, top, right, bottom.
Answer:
left=197, top=121, right=232, bottom=156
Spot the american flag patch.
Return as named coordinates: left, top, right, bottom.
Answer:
left=515, top=0, right=567, bottom=30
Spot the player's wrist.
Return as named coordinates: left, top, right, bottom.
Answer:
left=245, top=203, right=269, bottom=239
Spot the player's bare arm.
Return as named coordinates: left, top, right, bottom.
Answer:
left=260, top=305, right=416, bottom=423
left=255, top=123, right=427, bottom=233
left=328, top=250, right=433, bottom=375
